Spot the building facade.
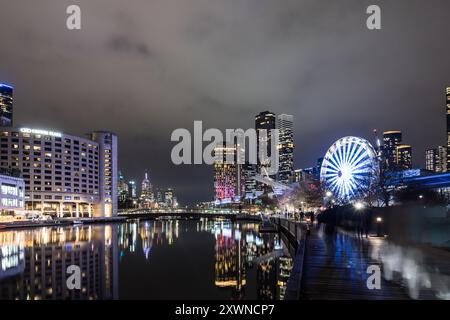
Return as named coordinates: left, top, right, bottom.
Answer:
left=277, top=114, right=294, bottom=185
left=383, top=130, right=402, bottom=171
left=426, top=146, right=447, bottom=173
left=139, top=172, right=154, bottom=209
left=0, top=84, right=13, bottom=127
left=214, top=143, right=245, bottom=205
left=117, top=171, right=129, bottom=208
left=255, top=111, right=277, bottom=195
left=0, top=168, right=25, bottom=215
left=0, top=127, right=117, bottom=217
left=396, top=145, right=413, bottom=170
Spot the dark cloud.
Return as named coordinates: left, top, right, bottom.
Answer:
left=1, top=0, right=450, bottom=205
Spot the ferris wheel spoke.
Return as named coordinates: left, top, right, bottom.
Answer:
left=348, top=146, right=365, bottom=168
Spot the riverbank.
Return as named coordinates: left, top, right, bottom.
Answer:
left=0, top=213, right=264, bottom=231
left=0, top=216, right=126, bottom=230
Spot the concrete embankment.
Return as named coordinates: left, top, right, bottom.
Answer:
left=0, top=216, right=126, bottom=230
left=271, top=217, right=307, bottom=300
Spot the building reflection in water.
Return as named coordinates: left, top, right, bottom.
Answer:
left=118, top=218, right=294, bottom=300
left=0, top=218, right=293, bottom=300
left=118, top=219, right=180, bottom=261
left=208, top=219, right=293, bottom=300
left=0, top=225, right=119, bottom=300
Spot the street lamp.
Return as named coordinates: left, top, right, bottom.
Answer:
left=354, top=202, right=365, bottom=210
left=376, top=216, right=383, bottom=237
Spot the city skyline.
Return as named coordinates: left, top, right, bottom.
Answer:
left=1, top=1, right=450, bottom=205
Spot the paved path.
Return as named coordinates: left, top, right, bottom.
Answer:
left=301, top=224, right=409, bottom=300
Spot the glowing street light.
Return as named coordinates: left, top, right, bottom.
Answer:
left=376, top=216, right=383, bottom=237
left=354, top=202, right=365, bottom=210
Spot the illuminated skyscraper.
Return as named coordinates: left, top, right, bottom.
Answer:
left=214, top=143, right=244, bottom=205
left=128, top=180, right=137, bottom=199
left=90, top=131, right=119, bottom=217
left=118, top=171, right=129, bottom=207
left=396, top=145, right=413, bottom=170
left=164, top=188, right=174, bottom=208
left=426, top=146, right=447, bottom=173
left=277, top=114, right=294, bottom=185
left=382, top=131, right=402, bottom=171
left=255, top=111, right=276, bottom=192
left=0, top=84, right=13, bottom=127
left=243, top=163, right=257, bottom=200
left=140, top=172, right=154, bottom=208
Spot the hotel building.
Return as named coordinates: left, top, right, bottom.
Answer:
left=0, top=127, right=117, bottom=217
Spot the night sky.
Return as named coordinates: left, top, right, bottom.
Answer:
left=1, top=0, right=450, bottom=205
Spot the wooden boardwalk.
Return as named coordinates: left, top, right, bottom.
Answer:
left=300, top=225, right=410, bottom=300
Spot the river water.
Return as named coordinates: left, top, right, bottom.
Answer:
left=0, top=218, right=293, bottom=300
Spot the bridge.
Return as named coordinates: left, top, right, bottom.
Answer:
left=118, top=208, right=262, bottom=222
left=388, top=169, right=450, bottom=190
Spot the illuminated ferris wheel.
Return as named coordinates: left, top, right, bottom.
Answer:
left=320, top=136, right=379, bottom=202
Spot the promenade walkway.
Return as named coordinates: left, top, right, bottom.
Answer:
left=301, top=224, right=409, bottom=300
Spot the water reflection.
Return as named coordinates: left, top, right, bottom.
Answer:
left=119, top=218, right=293, bottom=300
left=0, top=219, right=293, bottom=300
left=0, top=225, right=118, bottom=300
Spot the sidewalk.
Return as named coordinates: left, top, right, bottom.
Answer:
left=300, top=223, right=409, bottom=300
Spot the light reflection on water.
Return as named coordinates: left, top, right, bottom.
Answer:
left=370, top=239, right=450, bottom=300
left=0, top=218, right=293, bottom=300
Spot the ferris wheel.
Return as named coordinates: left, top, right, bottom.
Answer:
left=320, top=136, right=379, bottom=202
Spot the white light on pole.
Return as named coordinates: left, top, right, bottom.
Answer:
left=354, top=202, right=365, bottom=210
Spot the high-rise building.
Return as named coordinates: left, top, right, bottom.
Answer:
left=128, top=180, right=137, bottom=199
left=139, top=172, right=154, bottom=208
left=396, top=145, right=412, bottom=170
left=0, top=127, right=118, bottom=217
left=117, top=171, right=129, bottom=207
left=214, top=143, right=245, bottom=205
left=426, top=146, right=447, bottom=173
left=90, top=131, right=118, bottom=217
left=255, top=111, right=276, bottom=192
left=0, top=84, right=13, bottom=127
left=165, top=188, right=174, bottom=208
left=383, top=131, right=402, bottom=171
left=243, top=163, right=257, bottom=200
left=277, top=114, right=294, bottom=185
left=446, top=87, right=450, bottom=171
left=426, top=148, right=438, bottom=172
